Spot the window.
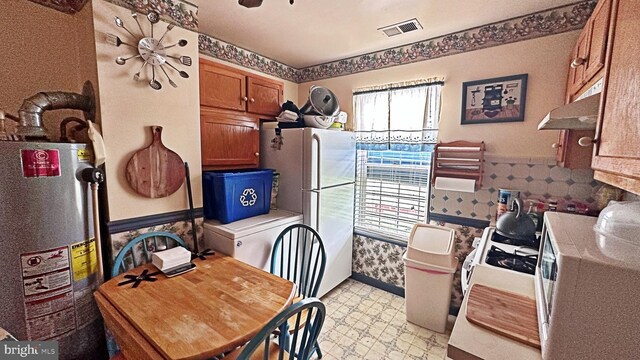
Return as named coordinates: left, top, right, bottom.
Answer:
left=353, top=79, right=443, bottom=241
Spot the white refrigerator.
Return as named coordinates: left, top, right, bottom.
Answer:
left=260, top=123, right=355, bottom=297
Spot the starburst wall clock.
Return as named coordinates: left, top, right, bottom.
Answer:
left=107, top=11, right=191, bottom=90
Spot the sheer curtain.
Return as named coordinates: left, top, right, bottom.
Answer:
left=354, top=79, right=443, bottom=151
left=352, top=79, right=444, bottom=240
left=353, top=91, right=389, bottom=150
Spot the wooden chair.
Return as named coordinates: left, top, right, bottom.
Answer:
left=111, top=231, right=188, bottom=277
left=270, top=224, right=326, bottom=358
left=225, top=298, right=326, bottom=360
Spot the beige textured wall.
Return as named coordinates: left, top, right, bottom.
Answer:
left=199, top=54, right=299, bottom=105
left=298, top=31, right=579, bottom=157
left=93, top=0, right=202, bottom=221
left=0, top=0, right=94, bottom=140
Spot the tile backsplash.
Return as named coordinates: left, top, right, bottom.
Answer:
left=430, top=155, right=600, bottom=221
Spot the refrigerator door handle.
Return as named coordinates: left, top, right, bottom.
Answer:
left=309, top=189, right=321, bottom=232
left=312, top=133, right=321, bottom=191
left=316, top=189, right=321, bottom=233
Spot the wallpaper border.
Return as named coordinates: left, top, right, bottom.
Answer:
left=197, top=0, right=595, bottom=83
left=34, top=0, right=595, bottom=83
left=198, top=33, right=300, bottom=83
left=296, top=0, right=596, bottom=82
left=103, top=0, right=198, bottom=32
left=28, top=0, right=199, bottom=29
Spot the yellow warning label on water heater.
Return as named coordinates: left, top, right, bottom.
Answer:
left=71, top=238, right=98, bottom=281
left=77, top=149, right=92, bottom=162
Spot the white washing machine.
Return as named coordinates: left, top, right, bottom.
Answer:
left=203, top=209, right=303, bottom=271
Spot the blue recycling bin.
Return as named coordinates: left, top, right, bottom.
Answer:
left=203, top=169, right=274, bottom=224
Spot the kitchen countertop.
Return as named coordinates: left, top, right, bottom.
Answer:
left=447, top=264, right=542, bottom=360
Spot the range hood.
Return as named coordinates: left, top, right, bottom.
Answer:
left=537, top=93, right=600, bottom=130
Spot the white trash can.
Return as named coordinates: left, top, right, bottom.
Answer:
left=403, top=223, right=458, bottom=333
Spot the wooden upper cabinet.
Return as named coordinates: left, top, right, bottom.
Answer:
left=199, top=59, right=283, bottom=117
left=584, top=0, right=612, bottom=81
left=247, top=77, right=284, bottom=116
left=554, top=130, right=594, bottom=169
left=566, top=29, right=589, bottom=100
left=200, top=108, right=260, bottom=169
left=565, top=0, right=613, bottom=102
left=592, top=0, right=640, bottom=194
left=200, top=60, right=247, bottom=111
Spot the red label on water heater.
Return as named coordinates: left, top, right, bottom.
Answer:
left=21, top=149, right=61, bottom=178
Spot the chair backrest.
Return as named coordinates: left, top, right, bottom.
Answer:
left=271, top=224, right=326, bottom=298
left=111, top=231, right=187, bottom=277
left=236, top=298, right=325, bottom=360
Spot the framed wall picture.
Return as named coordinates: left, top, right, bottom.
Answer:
left=461, top=74, right=528, bottom=125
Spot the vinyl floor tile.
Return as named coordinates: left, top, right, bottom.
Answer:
left=318, top=279, right=450, bottom=360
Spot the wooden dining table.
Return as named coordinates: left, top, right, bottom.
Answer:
left=95, top=253, right=296, bottom=360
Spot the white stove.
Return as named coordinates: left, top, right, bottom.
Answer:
left=461, top=226, right=540, bottom=295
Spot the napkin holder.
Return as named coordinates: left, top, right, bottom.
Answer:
left=152, top=247, right=192, bottom=272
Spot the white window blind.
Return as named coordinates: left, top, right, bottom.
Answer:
left=353, top=79, right=442, bottom=241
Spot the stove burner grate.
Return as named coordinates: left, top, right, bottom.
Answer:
left=492, top=231, right=540, bottom=249
left=485, top=246, right=537, bottom=275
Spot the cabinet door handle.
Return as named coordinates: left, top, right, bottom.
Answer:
left=250, top=98, right=255, bottom=103
left=571, top=57, right=586, bottom=68
left=578, top=137, right=597, bottom=147
left=551, top=143, right=561, bottom=149
left=255, top=152, right=260, bottom=156
left=242, top=96, right=248, bottom=102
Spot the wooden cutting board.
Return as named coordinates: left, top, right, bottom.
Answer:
left=465, top=284, right=541, bottom=349
left=125, top=126, right=185, bottom=198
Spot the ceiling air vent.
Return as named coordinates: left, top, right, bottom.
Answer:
left=378, top=19, right=423, bottom=37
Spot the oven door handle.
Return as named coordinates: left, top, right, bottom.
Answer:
left=461, top=266, right=470, bottom=295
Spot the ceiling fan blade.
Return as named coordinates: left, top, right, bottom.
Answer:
left=239, top=0, right=263, bottom=8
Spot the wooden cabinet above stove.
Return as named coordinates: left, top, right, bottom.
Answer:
left=557, top=0, right=612, bottom=170
left=565, top=0, right=612, bottom=103
left=592, top=0, right=640, bottom=195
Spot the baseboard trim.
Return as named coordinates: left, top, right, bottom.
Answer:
left=107, top=208, right=204, bottom=234
left=350, top=272, right=461, bottom=316
left=351, top=272, right=405, bottom=297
